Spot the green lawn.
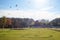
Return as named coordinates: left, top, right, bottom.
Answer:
left=0, top=28, right=60, bottom=40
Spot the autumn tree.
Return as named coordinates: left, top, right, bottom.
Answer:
left=1, top=16, right=7, bottom=29
left=6, top=18, right=12, bottom=28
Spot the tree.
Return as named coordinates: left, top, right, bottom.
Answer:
left=6, top=18, right=12, bottom=28
left=50, top=18, right=60, bottom=28
left=1, top=16, right=7, bottom=29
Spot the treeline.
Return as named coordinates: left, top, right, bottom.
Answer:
left=0, top=16, right=60, bottom=28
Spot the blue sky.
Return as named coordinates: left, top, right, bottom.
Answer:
left=0, top=0, right=60, bottom=21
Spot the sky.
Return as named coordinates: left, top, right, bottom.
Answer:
left=0, top=0, right=60, bottom=21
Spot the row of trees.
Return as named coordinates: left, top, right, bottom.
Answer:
left=49, top=18, right=60, bottom=28
left=0, top=16, right=34, bottom=28
left=0, top=16, right=60, bottom=28
left=0, top=16, right=12, bottom=28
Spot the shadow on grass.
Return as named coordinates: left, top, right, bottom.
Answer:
left=51, top=29, right=60, bottom=32
left=50, top=28, right=60, bottom=32
left=11, top=28, right=27, bottom=30
left=53, top=30, right=60, bottom=32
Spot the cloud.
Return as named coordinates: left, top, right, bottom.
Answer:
left=34, top=0, right=48, bottom=4
left=24, top=0, right=54, bottom=11
left=0, top=0, right=60, bottom=21
left=26, top=0, right=50, bottom=9
left=0, top=9, right=60, bottom=21
left=40, top=6, right=54, bottom=11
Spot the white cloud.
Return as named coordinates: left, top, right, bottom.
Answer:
left=0, top=0, right=60, bottom=21
left=0, top=1, right=58, bottom=20
left=26, top=0, right=49, bottom=9
left=0, top=9, right=60, bottom=21
left=31, top=0, right=49, bottom=8
left=40, top=6, right=54, bottom=11
left=34, top=0, right=48, bottom=4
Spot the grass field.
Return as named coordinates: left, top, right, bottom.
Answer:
left=0, top=28, right=60, bottom=40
